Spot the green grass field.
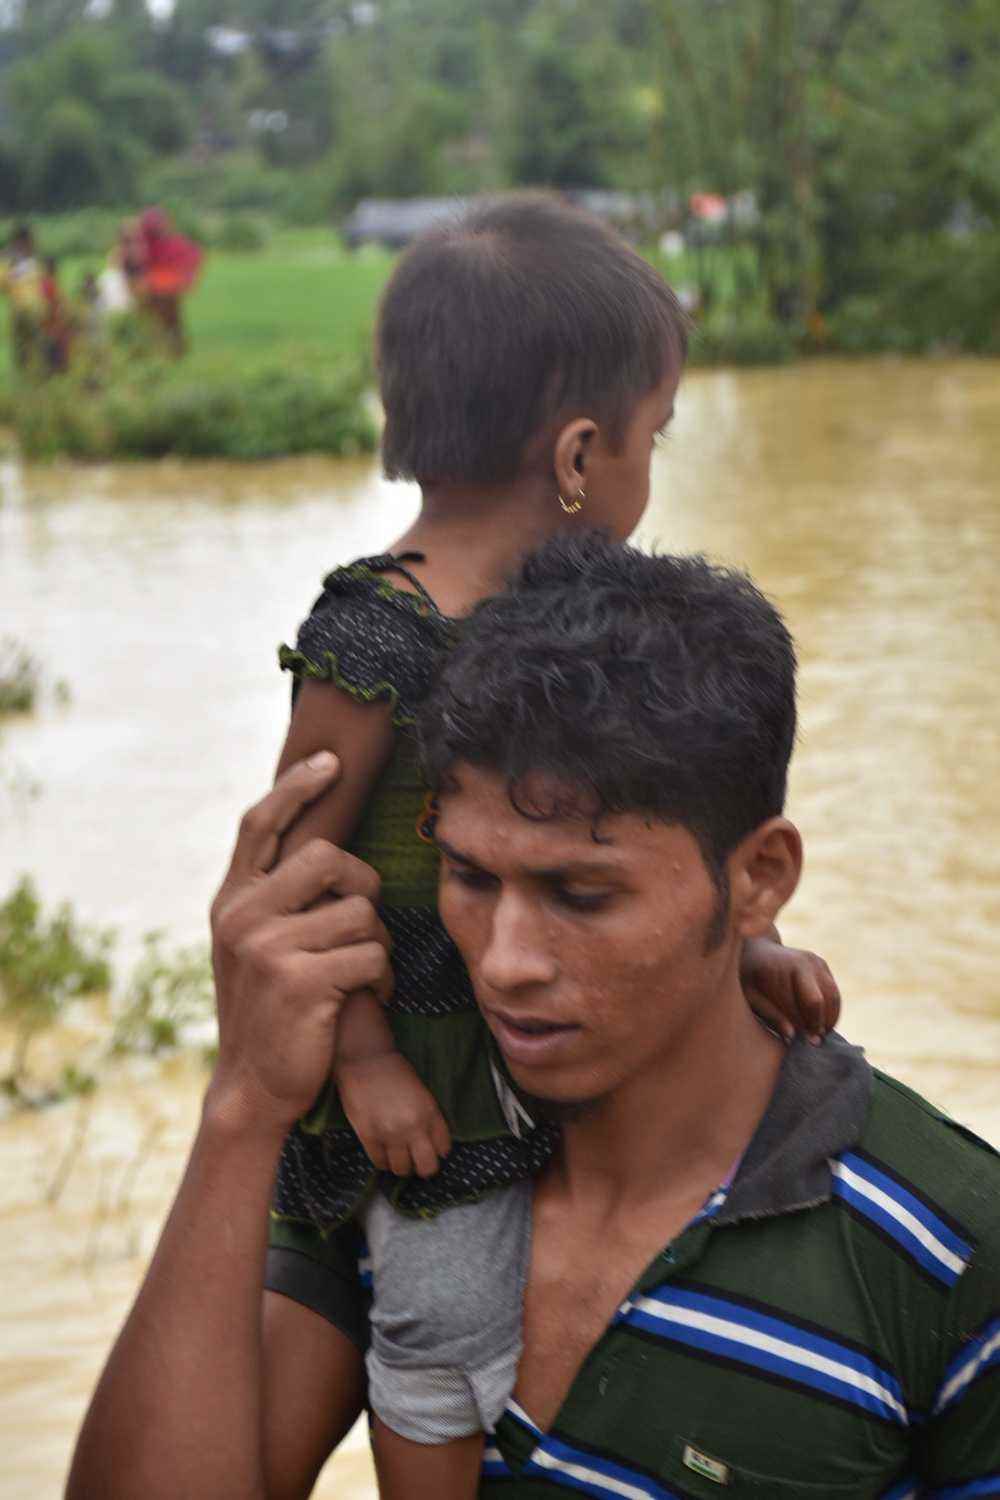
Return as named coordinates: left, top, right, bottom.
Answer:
left=0, top=227, right=395, bottom=385
left=186, top=229, right=394, bottom=369
left=0, top=228, right=397, bottom=458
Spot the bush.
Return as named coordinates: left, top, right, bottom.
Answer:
left=0, top=640, right=43, bottom=715
left=139, top=154, right=338, bottom=229
left=216, top=214, right=269, bottom=253
left=110, top=932, right=213, bottom=1056
left=0, top=878, right=216, bottom=1108
left=825, top=232, right=1000, bottom=355
left=12, top=352, right=376, bottom=461
left=0, top=143, right=23, bottom=213
left=0, top=877, right=114, bottom=1097
left=25, top=98, right=117, bottom=210
left=19, top=208, right=123, bottom=261
left=103, top=72, right=193, bottom=156
left=688, top=315, right=798, bottom=366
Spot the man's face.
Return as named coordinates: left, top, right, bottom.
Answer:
left=434, top=764, right=737, bottom=1109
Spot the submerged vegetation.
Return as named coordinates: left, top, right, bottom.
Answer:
left=0, top=638, right=70, bottom=715
left=0, top=879, right=113, bottom=1103
left=109, top=932, right=213, bottom=1058
left=0, top=878, right=214, bottom=1109
left=0, top=639, right=44, bottom=715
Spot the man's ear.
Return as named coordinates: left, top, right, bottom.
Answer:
left=730, top=817, right=802, bottom=938
left=553, top=416, right=597, bottom=502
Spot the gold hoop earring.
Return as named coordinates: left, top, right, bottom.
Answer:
left=558, top=487, right=585, bottom=515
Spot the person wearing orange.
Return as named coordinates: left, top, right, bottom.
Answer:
left=135, top=207, right=203, bottom=356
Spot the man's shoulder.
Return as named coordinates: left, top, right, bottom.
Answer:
left=846, top=1066, right=1000, bottom=1275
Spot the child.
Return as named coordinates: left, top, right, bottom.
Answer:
left=265, top=195, right=840, bottom=1498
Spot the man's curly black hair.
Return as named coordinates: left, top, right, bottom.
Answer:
left=418, top=532, right=797, bottom=877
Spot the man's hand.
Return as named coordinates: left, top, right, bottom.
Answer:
left=208, top=751, right=393, bottom=1135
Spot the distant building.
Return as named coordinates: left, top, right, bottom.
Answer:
left=341, top=198, right=469, bottom=250
left=340, top=191, right=670, bottom=250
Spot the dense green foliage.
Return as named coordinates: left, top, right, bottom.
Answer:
left=0, top=1, right=997, bottom=356
left=13, top=352, right=376, bottom=460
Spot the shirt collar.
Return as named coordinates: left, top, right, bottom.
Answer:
left=715, top=1031, right=872, bottom=1226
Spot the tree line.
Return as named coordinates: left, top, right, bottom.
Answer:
left=1, top=0, right=998, bottom=349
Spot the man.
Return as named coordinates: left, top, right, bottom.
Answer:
left=69, top=536, right=1000, bottom=1498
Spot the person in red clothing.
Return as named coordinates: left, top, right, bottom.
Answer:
left=40, top=256, right=72, bottom=374
left=135, top=207, right=203, bottom=356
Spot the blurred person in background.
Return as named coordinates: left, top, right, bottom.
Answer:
left=40, top=255, right=72, bottom=374
left=0, top=224, right=45, bottom=373
left=134, top=207, right=203, bottom=357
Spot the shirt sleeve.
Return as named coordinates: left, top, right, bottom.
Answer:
left=266, top=1205, right=372, bottom=1353
left=278, top=561, right=451, bottom=728
left=919, top=1229, right=1000, bottom=1495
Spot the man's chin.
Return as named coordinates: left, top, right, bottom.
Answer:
left=518, top=1088, right=602, bottom=1125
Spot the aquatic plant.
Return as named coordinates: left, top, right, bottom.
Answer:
left=0, top=879, right=218, bottom=1109
left=110, top=931, right=213, bottom=1056
left=0, top=638, right=43, bottom=715
left=0, top=877, right=114, bottom=1100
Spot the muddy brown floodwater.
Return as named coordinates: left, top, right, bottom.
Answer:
left=1, top=357, right=998, bottom=1498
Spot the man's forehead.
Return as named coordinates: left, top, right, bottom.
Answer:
left=434, top=763, right=654, bottom=865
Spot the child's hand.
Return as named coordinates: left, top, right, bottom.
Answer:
left=741, top=936, right=841, bottom=1045
left=336, top=1050, right=452, bottom=1179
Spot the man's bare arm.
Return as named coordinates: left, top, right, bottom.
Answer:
left=66, top=754, right=390, bottom=1500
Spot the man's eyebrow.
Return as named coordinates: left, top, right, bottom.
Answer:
left=436, top=835, right=626, bottom=882
left=435, top=835, right=484, bottom=869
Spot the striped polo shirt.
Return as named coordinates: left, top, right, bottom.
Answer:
left=480, top=1035, right=1000, bottom=1498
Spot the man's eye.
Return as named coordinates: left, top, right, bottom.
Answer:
left=448, top=866, right=496, bottom=892
left=553, top=888, right=611, bottom=913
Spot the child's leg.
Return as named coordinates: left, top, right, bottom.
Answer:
left=371, top=1419, right=482, bottom=1500
left=361, top=1180, right=532, bottom=1497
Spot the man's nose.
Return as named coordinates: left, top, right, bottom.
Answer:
left=478, top=891, right=557, bottom=994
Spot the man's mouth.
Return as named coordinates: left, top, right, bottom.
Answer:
left=487, top=1009, right=580, bottom=1065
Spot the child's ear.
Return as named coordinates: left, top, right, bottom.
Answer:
left=553, top=416, right=597, bottom=501
left=730, top=818, right=802, bottom=938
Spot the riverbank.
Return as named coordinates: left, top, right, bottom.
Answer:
left=5, top=222, right=997, bottom=461
left=0, top=229, right=391, bottom=460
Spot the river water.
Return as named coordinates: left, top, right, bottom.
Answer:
left=1, top=357, right=999, bottom=1497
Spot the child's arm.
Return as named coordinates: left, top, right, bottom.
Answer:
left=276, top=681, right=452, bottom=1178
left=741, top=928, right=841, bottom=1045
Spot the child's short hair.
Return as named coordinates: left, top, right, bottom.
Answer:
left=376, top=193, right=688, bottom=487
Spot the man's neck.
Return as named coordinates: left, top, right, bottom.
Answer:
left=551, top=986, right=785, bottom=1220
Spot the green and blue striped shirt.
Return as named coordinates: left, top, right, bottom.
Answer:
left=268, top=1034, right=1000, bottom=1496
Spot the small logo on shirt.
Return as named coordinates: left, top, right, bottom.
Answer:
left=682, top=1444, right=731, bottom=1485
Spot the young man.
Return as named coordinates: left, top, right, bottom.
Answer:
left=69, top=535, right=1000, bottom=1498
